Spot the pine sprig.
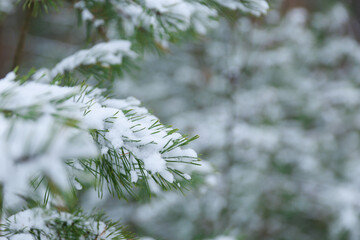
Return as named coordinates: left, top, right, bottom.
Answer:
left=1, top=208, right=134, bottom=240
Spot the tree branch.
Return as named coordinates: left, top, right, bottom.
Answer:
left=12, top=4, right=34, bottom=70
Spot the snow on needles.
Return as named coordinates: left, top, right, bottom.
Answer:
left=73, top=0, right=268, bottom=48
left=0, top=72, right=98, bottom=206
left=1, top=208, right=123, bottom=239
left=0, top=72, right=82, bottom=118
left=83, top=93, right=199, bottom=186
left=0, top=70, right=198, bottom=205
left=34, top=40, right=136, bottom=83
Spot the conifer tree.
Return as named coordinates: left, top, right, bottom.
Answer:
left=0, top=0, right=269, bottom=239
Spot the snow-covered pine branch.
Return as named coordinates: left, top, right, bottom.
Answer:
left=0, top=208, right=132, bottom=239
left=34, top=40, right=137, bottom=84
left=74, top=0, right=269, bottom=48
left=0, top=0, right=269, bottom=238
left=0, top=72, right=98, bottom=206
left=0, top=70, right=199, bottom=205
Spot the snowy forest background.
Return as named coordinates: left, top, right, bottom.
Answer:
left=2, top=0, right=360, bottom=239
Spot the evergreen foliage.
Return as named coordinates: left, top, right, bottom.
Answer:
left=108, top=3, right=360, bottom=240
left=0, top=0, right=268, bottom=238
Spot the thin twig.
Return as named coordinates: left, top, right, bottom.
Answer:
left=12, top=3, right=34, bottom=70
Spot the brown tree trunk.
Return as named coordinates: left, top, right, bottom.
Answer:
left=12, top=3, right=33, bottom=70
left=348, top=0, right=360, bottom=41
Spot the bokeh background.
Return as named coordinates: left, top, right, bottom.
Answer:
left=2, top=0, right=360, bottom=239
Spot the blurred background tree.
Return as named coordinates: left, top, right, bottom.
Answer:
left=81, top=1, right=360, bottom=240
